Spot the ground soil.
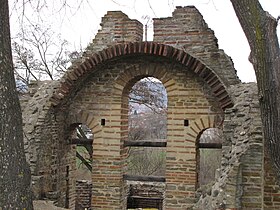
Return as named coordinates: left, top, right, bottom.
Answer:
left=33, top=200, right=69, bottom=210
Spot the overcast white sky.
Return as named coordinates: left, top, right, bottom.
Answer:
left=10, top=0, right=280, bottom=82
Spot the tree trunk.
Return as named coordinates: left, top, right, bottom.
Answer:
left=0, top=0, right=34, bottom=209
left=230, top=0, right=280, bottom=175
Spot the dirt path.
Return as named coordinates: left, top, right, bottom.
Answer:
left=33, top=200, right=69, bottom=210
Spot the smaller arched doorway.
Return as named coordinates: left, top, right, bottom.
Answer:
left=196, top=128, right=223, bottom=189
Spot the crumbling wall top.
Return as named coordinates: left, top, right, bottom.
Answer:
left=153, top=6, right=240, bottom=86
left=85, top=11, right=143, bottom=54
left=154, top=6, right=209, bottom=30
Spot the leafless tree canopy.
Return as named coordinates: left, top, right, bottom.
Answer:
left=12, top=24, right=75, bottom=90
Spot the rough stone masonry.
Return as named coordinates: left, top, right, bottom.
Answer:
left=20, top=6, right=280, bottom=210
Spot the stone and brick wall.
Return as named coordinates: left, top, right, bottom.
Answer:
left=21, top=7, right=236, bottom=210
left=21, top=81, right=77, bottom=209
left=193, top=83, right=265, bottom=210
left=75, top=180, right=92, bottom=209
left=223, top=83, right=263, bottom=209
left=153, top=6, right=240, bottom=87
left=84, top=11, right=143, bottom=54
left=263, top=149, right=280, bottom=209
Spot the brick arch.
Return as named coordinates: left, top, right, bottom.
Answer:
left=68, top=110, right=103, bottom=138
left=51, top=42, right=233, bottom=109
left=185, top=116, right=217, bottom=145
left=185, top=116, right=222, bottom=190
left=113, top=62, right=178, bottom=97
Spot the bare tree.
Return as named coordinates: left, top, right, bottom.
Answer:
left=129, top=110, right=167, bottom=141
left=129, top=77, right=167, bottom=113
left=230, top=0, right=280, bottom=177
left=12, top=24, right=71, bottom=87
left=0, top=0, right=33, bottom=208
left=128, top=147, right=166, bottom=176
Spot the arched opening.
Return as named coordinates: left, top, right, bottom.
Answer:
left=125, top=77, right=167, bottom=210
left=196, top=128, right=223, bottom=189
left=68, top=124, right=93, bottom=209
left=128, top=77, right=167, bottom=176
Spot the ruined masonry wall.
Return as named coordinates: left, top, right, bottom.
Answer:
left=223, top=83, right=263, bottom=209
left=85, top=11, right=143, bottom=53
left=194, top=83, right=265, bottom=210
left=22, top=81, right=77, bottom=209
left=21, top=11, right=145, bottom=210
left=264, top=144, right=280, bottom=208
left=153, top=6, right=240, bottom=87
left=77, top=7, right=239, bottom=88
left=75, top=180, right=92, bottom=209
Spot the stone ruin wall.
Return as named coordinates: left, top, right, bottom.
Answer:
left=19, top=6, right=280, bottom=210
left=75, top=180, right=92, bottom=209
left=193, top=83, right=280, bottom=210
left=85, top=11, right=143, bottom=53
left=264, top=153, right=280, bottom=208
left=21, top=81, right=77, bottom=208
left=193, top=83, right=262, bottom=209
left=153, top=6, right=240, bottom=87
